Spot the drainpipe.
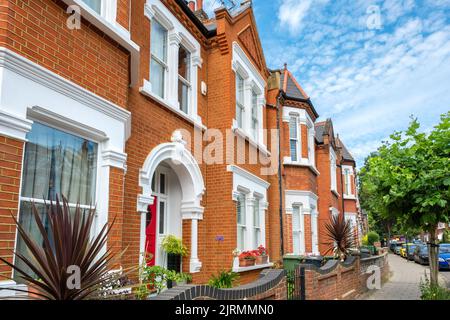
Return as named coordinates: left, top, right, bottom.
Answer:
left=276, top=93, right=284, bottom=257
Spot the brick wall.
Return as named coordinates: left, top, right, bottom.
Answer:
left=0, top=136, right=24, bottom=279
left=300, top=253, right=389, bottom=300
left=0, top=0, right=130, bottom=108
left=150, top=269, right=287, bottom=300
left=108, top=167, right=125, bottom=266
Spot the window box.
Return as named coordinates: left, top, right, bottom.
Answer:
left=255, top=255, right=268, bottom=265
left=239, top=258, right=256, bottom=267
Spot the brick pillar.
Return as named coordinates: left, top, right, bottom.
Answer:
left=0, top=136, right=24, bottom=280
left=107, top=167, right=125, bottom=267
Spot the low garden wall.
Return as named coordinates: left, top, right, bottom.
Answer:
left=298, top=252, right=389, bottom=300
left=150, top=269, right=286, bottom=300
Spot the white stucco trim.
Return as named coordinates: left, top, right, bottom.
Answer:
left=62, top=0, right=140, bottom=87
left=0, top=47, right=132, bottom=141
left=138, top=131, right=205, bottom=273
left=0, top=280, right=27, bottom=298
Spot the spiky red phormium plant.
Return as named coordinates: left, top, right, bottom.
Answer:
left=322, top=213, right=356, bottom=261
left=0, top=195, right=122, bottom=300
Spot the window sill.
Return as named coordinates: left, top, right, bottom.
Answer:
left=283, top=158, right=320, bottom=175
left=140, top=80, right=206, bottom=130
left=232, top=122, right=270, bottom=157
left=232, top=262, right=273, bottom=273
left=343, top=195, right=357, bottom=200
left=62, top=0, right=140, bottom=86
left=331, top=189, right=340, bottom=197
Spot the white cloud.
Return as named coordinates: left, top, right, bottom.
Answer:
left=277, top=0, right=313, bottom=33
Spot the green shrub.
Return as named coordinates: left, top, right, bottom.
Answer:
left=362, top=234, right=369, bottom=246
left=208, top=270, right=239, bottom=289
left=161, top=235, right=188, bottom=256
left=420, top=275, right=450, bottom=300
left=367, top=231, right=380, bottom=246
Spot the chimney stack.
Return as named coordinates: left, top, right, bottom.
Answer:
left=187, top=0, right=203, bottom=12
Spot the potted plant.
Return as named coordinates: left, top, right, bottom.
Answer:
left=161, top=235, right=188, bottom=273
left=238, top=251, right=256, bottom=267
left=175, top=272, right=193, bottom=286
left=255, top=245, right=269, bottom=265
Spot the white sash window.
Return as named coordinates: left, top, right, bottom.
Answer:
left=150, top=19, right=168, bottom=99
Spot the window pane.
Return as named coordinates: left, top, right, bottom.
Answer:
left=151, top=20, right=167, bottom=61
left=237, top=194, right=245, bottom=225
left=159, top=173, right=166, bottom=194
left=253, top=201, right=260, bottom=227
left=178, top=79, right=189, bottom=114
left=236, top=74, right=244, bottom=104
left=150, top=58, right=165, bottom=98
left=159, top=201, right=165, bottom=234
left=290, top=140, right=298, bottom=162
left=83, top=0, right=101, bottom=14
left=236, top=105, right=243, bottom=128
left=289, top=117, right=297, bottom=138
left=22, top=122, right=98, bottom=205
left=237, top=226, right=245, bottom=251
left=178, top=46, right=190, bottom=81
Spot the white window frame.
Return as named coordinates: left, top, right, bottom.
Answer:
left=236, top=73, right=245, bottom=129
left=292, top=205, right=304, bottom=255
left=141, top=0, right=202, bottom=127
left=231, top=42, right=265, bottom=147
left=229, top=165, right=269, bottom=254
left=253, top=197, right=262, bottom=249
left=289, top=115, right=300, bottom=162
left=342, top=165, right=355, bottom=198
left=177, top=45, right=191, bottom=114
left=330, top=147, right=338, bottom=192
left=150, top=19, right=168, bottom=100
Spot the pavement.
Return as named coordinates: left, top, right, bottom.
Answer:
left=359, top=253, right=448, bottom=300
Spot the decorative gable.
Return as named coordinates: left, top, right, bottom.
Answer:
left=238, top=25, right=262, bottom=70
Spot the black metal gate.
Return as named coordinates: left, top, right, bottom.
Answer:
left=286, top=266, right=306, bottom=300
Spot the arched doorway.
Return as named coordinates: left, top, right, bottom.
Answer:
left=137, top=131, right=205, bottom=273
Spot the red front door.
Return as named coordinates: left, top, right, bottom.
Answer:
left=145, top=196, right=157, bottom=266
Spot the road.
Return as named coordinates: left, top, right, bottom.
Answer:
left=360, top=253, right=448, bottom=300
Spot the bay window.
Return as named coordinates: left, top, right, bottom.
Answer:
left=289, top=116, right=299, bottom=162
left=16, top=122, right=98, bottom=280
left=236, top=193, right=246, bottom=251
left=178, top=46, right=191, bottom=114
left=344, top=168, right=351, bottom=195
left=236, top=73, right=245, bottom=129
left=150, top=19, right=168, bottom=99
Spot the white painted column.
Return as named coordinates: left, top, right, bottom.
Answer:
left=311, top=208, right=319, bottom=255
left=190, top=218, right=201, bottom=272
left=168, top=32, right=181, bottom=107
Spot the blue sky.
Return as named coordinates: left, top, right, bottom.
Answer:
left=203, top=0, right=450, bottom=166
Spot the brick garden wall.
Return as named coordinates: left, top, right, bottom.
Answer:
left=151, top=269, right=287, bottom=300
left=301, top=253, right=390, bottom=300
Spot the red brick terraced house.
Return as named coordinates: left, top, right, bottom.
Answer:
left=0, top=0, right=364, bottom=296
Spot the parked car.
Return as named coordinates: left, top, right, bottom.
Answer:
left=400, top=243, right=416, bottom=259
left=394, top=243, right=403, bottom=255
left=406, top=244, right=417, bottom=260
left=439, top=244, right=450, bottom=270
left=414, top=245, right=428, bottom=265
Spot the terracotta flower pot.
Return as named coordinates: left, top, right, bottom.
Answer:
left=255, top=255, right=268, bottom=265
left=239, top=258, right=255, bottom=267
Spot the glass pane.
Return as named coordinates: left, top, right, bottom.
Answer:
left=253, top=201, right=260, bottom=227
left=252, top=92, right=257, bottom=117
left=15, top=201, right=90, bottom=282
left=236, top=74, right=244, bottom=104
left=22, top=122, right=97, bottom=205
left=290, top=140, right=298, bottom=161
left=83, top=0, right=101, bottom=14
left=292, top=207, right=300, bottom=230
left=159, top=173, right=166, bottom=194
left=178, top=79, right=189, bottom=114
left=151, top=20, right=167, bottom=61
left=178, top=46, right=190, bottom=81
left=237, top=194, right=245, bottom=225
left=150, top=58, right=165, bottom=98
left=236, top=105, right=243, bottom=128
left=237, top=226, right=245, bottom=251
left=289, top=117, right=297, bottom=138
left=159, top=201, right=165, bottom=234
left=254, top=229, right=261, bottom=249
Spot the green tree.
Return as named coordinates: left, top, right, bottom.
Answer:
left=359, top=112, right=450, bottom=286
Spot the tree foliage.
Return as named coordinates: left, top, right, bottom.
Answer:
left=359, top=112, right=450, bottom=285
